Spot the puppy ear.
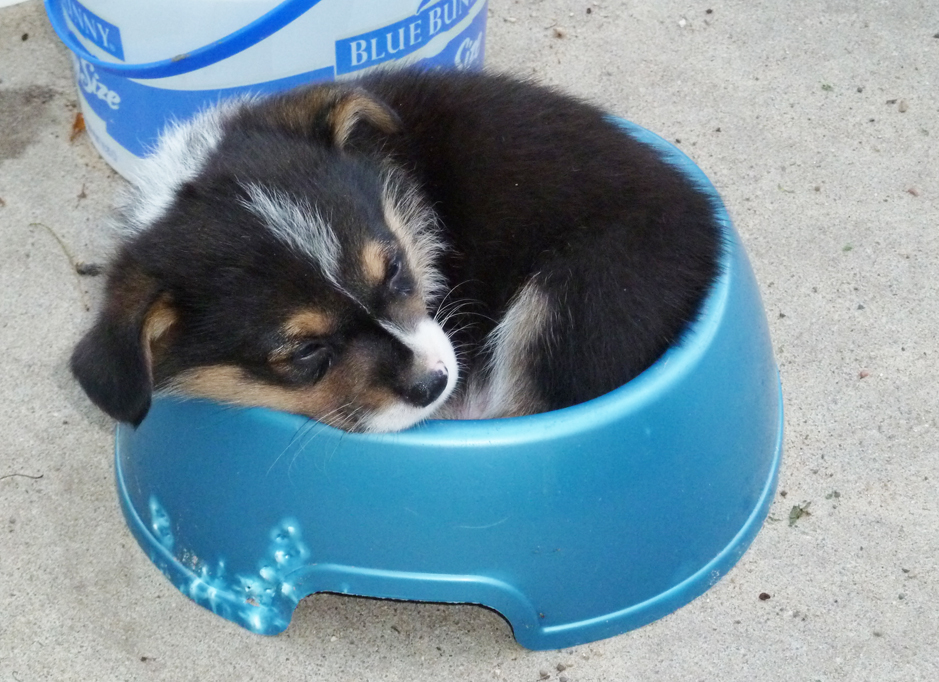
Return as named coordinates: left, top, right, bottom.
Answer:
left=263, top=85, right=401, bottom=147
left=70, top=264, right=176, bottom=427
left=328, top=89, right=402, bottom=147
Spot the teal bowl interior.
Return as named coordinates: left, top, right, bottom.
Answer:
left=115, top=120, right=783, bottom=650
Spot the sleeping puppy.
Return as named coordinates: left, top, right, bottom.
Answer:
left=70, top=69, right=722, bottom=433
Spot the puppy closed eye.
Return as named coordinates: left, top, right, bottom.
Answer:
left=288, top=341, right=332, bottom=382
left=385, top=253, right=410, bottom=296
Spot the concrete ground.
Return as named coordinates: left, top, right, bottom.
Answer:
left=2, top=0, right=937, bottom=679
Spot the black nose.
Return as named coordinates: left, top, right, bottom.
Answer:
left=401, top=367, right=449, bottom=407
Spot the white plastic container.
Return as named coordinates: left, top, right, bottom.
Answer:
left=45, top=0, right=488, bottom=178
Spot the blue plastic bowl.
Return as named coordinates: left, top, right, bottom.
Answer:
left=115, top=120, right=783, bottom=650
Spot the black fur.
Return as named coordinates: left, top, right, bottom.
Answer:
left=351, top=70, right=722, bottom=409
left=71, top=69, right=722, bottom=428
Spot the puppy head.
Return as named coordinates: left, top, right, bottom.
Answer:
left=72, top=87, right=457, bottom=432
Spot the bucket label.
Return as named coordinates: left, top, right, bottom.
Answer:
left=77, top=58, right=121, bottom=110
left=336, top=0, right=481, bottom=74
left=66, top=1, right=486, bottom=177
left=73, top=55, right=335, bottom=158
left=417, top=6, right=486, bottom=71
left=62, top=0, right=125, bottom=61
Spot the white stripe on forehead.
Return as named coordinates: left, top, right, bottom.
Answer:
left=240, top=183, right=343, bottom=288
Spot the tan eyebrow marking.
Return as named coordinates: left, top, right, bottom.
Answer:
left=283, top=309, right=336, bottom=338
left=361, top=240, right=388, bottom=286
